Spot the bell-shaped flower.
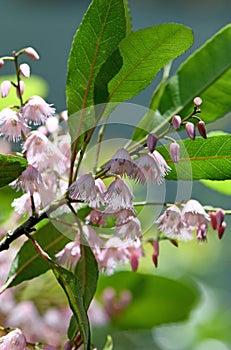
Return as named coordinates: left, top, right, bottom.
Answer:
left=104, top=178, right=133, bottom=212
left=10, top=165, right=43, bottom=196
left=104, top=148, right=133, bottom=177
left=0, top=108, right=29, bottom=142
left=22, top=95, right=55, bottom=125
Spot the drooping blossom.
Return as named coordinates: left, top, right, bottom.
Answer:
left=68, top=173, right=103, bottom=208
left=0, top=328, right=26, bottom=350
left=104, top=148, right=133, bottom=177
left=115, top=216, right=142, bottom=241
left=23, top=130, right=66, bottom=173
left=0, top=108, right=29, bottom=141
left=12, top=192, right=41, bottom=216
left=155, top=204, right=192, bottom=241
left=10, top=165, right=43, bottom=195
left=22, top=96, right=55, bottom=125
left=55, top=241, right=81, bottom=270
left=132, top=151, right=171, bottom=184
left=104, top=178, right=133, bottom=211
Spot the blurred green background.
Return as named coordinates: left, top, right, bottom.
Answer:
left=0, top=1, right=231, bottom=349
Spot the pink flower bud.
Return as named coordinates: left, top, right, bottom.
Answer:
left=25, top=46, right=40, bottom=60
left=16, top=81, right=25, bottom=99
left=197, top=120, right=207, bottom=139
left=151, top=240, right=159, bottom=268
left=209, top=212, right=217, bottom=230
left=218, top=221, right=226, bottom=239
left=215, top=209, right=225, bottom=227
left=170, top=142, right=180, bottom=163
left=19, top=63, right=30, bottom=78
left=193, top=96, right=203, bottom=107
left=185, top=122, right=195, bottom=140
left=147, top=133, right=158, bottom=152
left=130, top=251, right=139, bottom=271
left=1, top=80, right=11, bottom=98
left=172, top=115, right=182, bottom=130
left=0, top=58, right=4, bottom=68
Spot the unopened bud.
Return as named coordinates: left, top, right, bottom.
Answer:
left=130, top=252, right=139, bottom=271
left=147, top=133, right=158, bottom=153
left=193, top=96, right=203, bottom=107
left=197, top=120, right=207, bottom=139
left=25, top=46, right=40, bottom=60
left=0, top=58, right=4, bottom=68
left=16, top=81, right=25, bottom=98
left=151, top=240, right=159, bottom=268
left=215, top=209, right=225, bottom=227
left=172, top=115, right=182, bottom=130
left=209, top=212, right=217, bottom=230
left=19, top=63, right=30, bottom=78
left=1, top=80, right=11, bottom=98
left=185, top=122, right=195, bottom=140
left=218, top=221, right=226, bottom=239
left=170, top=142, right=180, bottom=163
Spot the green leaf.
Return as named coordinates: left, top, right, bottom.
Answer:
left=0, top=154, right=27, bottom=188
left=3, top=221, right=70, bottom=289
left=157, top=134, right=231, bottom=181
left=0, top=186, right=20, bottom=224
left=96, top=271, right=199, bottom=329
left=102, top=335, right=113, bottom=350
left=68, top=245, right=99, bottom=341
left=107, top=23, right=193, bottom=103
left=158, top=24, right=231, bottom=123
left=0, top=75, right=48, bottom=109
left=52, top=264, right=91, bottom=350
left=66, top=0, right=127, bottom=117
left=201, top=179, right=231, bottom=196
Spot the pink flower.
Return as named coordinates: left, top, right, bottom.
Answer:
left=68, top=173, right=103, bottom=208
left=10, top=165, right=43, bottom=195
left=22, top=96, right=55, bottom=125
left=185, top=122, right=195, bottom=140
left=0, top=108, right=29, bottom=141
left=182, top=199, right=210, bottom=228
left=0, top=328, right=26, bottom=350
left=147, top=133, right=158, bottom=153
left=104, top=148, right=133, bottom=176
left=12, top=192, right=41, bottom=216
left=115, top=217, right=142, bottom=241
left=132, top=151, right=171, bottom=184
left=127, top=238, right=144, bottom=271
left=1, top=80, right=11, bottom=98
left=104, top=178, right=133, bottom=211
left=55, top=241, right=81, bottom=269
left=23, top=131, right=66, bottom=173
left=172, top=115, right=182, bottom=130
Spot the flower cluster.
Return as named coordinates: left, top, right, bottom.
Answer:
left=156, top=199, right=226, bottom=242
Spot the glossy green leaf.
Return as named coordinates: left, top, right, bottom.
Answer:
left=52, top=264, right=91, bottom=350
left=0, top=186, right=20, bottom=224
left=66, top=0, right=127, bottom=116
left=0, top=75, right=48, bottom=109
left=157, top=134, right=231, bottom=181
left=4, top=221, right=70, bottom=289
left=107, top=24, right=193, bottom=103
left=158, top=24, right=231, bottom=123
left=96, top=271, right=199, bottom=329
left=0, top=154, right=27, bottom=188
left=68, top=245, right=99, bottom=341
left=201, top=179, right=231, bottom=196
